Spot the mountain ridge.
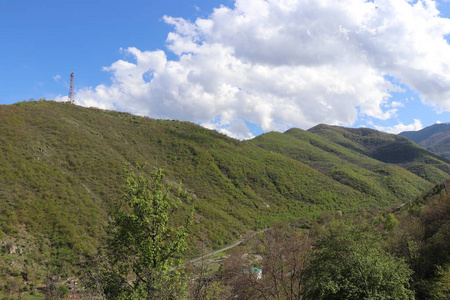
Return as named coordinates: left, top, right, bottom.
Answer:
left=250, top=125, right=450, bottom=202
left=399, top=123, right=450, bottom=160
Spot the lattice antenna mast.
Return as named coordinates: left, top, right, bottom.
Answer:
left=68, top=72, right=75, bottom=103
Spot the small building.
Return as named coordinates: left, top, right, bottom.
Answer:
left=240, top=267, right=263, bottom=280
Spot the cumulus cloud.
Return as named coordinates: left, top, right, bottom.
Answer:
left=374, top=119, right=423, bottom=134
left=204, top=117, right=255, bottom=140
left=68, top=0, right=450, bottom=138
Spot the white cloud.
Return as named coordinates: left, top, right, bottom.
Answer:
left=215, top=118, right=255, bottom=140
left=66, top=0, right=450, bottom=138
left=374, top=119, right=423, bottom=134
left=389, top=101, right=405, bottom=108
left=53, top=75, right=61, bottom=81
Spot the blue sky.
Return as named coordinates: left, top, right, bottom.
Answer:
left=2, top=0, right=450, bottom=139
left=1, top=0, right=228, bottom=102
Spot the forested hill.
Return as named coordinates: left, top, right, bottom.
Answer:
left=0, top=100, right=449, bottom=289
left=250, top=126, right=449, bottom=201
left=400, top=123, right=450, bottom=160
left=307, top=124, right=450, bottom=180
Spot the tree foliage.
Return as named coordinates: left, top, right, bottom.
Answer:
left=433, top=264, right=450, bottom=299
left=388, top=182, right=450, bottom=299
left=253, top=224, right=311, bottom=300
left=302, top=221, right=414, bottom=300
left=219, top=223, right=312, bottom=300
left=101, top=166, right=192, bottom=299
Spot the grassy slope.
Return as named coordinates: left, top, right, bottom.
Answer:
left=0, top=102, right=364, bottom=256
left=250, top=128, right=433, bottom=208
left=307, top=124, right=450, bottom=183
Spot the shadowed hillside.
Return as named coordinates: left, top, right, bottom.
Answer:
left=400, top=123, right=450, bottom=160
left=250, top=129, right=435, bottom=204
left=307, top=124, right=450, bottom=183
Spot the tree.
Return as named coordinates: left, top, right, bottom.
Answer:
left=220, top=223, right=312, bottom=300
left=302, top=220, right=414, bottom=300
left=433, top=264, right=450, bottom=299
left=101, top=166, right=192, bottom=299
left=252, top=223, right=312, bottom=300
left=384, top=213, right=399, bottom=232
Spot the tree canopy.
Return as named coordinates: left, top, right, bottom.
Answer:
left=303, top=221, right=414, bottom=300
left=101, top=166, right=192, bottom=299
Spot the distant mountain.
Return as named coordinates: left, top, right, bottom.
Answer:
left=251, top=124, right=450, bottom=198
left=310, top=124, right=450, bottom=182
left=400, top=123, right=450, bottom=160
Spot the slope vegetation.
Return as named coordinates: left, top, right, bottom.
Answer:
left=250, top=129, right=433, bottom=207
left=307, top=124, right=450, bottom=183
left=0, top=102, right=368, bottom=257
left=0, top=101, right=448, bottom=292
left=400, top=123, right=450, bottom=160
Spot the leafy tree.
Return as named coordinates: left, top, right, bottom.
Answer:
left=433, top=264, right=450, bottom=299
left=101, top=166, right=192, bottom=299
left=302, top=220, right=414, bottom=300
left=384, top=213, right=399, bottom=232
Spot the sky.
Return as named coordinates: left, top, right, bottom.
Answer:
left=2, top=0, right=450, bottom=139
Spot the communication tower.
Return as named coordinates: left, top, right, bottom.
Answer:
left=68, top=72, right=75, bottom=103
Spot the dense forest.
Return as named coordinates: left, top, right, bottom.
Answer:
left=0, top=101, right=449, bottom=299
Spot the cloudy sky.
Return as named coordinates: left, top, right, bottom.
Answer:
left=2, top=0, right=450, bottom=139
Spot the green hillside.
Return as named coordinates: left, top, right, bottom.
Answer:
left=400, top=123, right=450, bottom=160
left=1, top=101, right=448, bottom=295
left=308, top=124, right=450, bottom=183
left=0, top=102, right=362, bottom=258
left=250, top=129, right=433, bottom=205
left=382, top=179, right=450, bottom=299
